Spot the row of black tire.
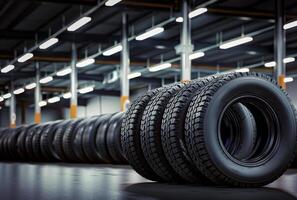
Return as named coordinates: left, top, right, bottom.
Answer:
left=0, top=112, right=127, bottom=164
left=120, top=72, right=297, bottom=187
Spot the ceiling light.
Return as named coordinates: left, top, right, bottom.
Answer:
left=1, top=64, right=15, bottom=73
left=284, top=20, right=297, bottom=30
left=79, top=86, right=94, bottom=94
left=67, top=17, right=92, bottom=32
left=18, top=53, right=34, bottom=63
left=284, top=77, right=294, bottom=83
left=136, top=27, right=164, bottom=41
left=0, top=96, right=4, bottom=102
left=105, top=0, right=122, bottom=6
left=56, top=67, right=72, bottom=76
left=176, top=17, right=183, bottom=23
left=235, top=68, right=250, bottom=73
left=76, top=58, right=95, bottom=68
left=189, top=52, right=205, bottom=60
left=149, top=63, right=172, bottom=72
left=284, top=57, right=295, bottom=63
left=39, top=38, right=59, bottom=49
left=103, top=45, right=123, bottom=56
left=25, top=82, right=36, bottom=90
left=3, top=93, right=11, bottom=99
left=13, top=88, right=25, bottom=95
left=264, top=57, right=296, bottom=67
left=39, top=101, right=47, bottom=107
left=189, top=8, right=208, bottom=19
left=264, top=61, right=276, bottom=67
left=63, top=92, right=72, bottom=99
left=48, top=96, right=60, bottom=104
left=40, top=76, right=53, bottom=84
left=219, top=36, right=253, bottom=49
left=128, top=72, right=142, bottom=79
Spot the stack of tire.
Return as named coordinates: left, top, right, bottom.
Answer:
left=121, top=72, right=297, bottom=187
left=0, top=112, right=126, bottom=164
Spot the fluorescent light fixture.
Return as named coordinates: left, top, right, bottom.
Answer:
left=39, top=101, right=47, bottom=107
left=128, top=72, right=142, bottom=79
left=40, top=76, right=53, bottom=84
left=0, top=96, right=4, bottom=102
left=284, top=77, right=294, bottom=83
left=284, top=20, right=297, bottom=30
left=76, top=58, right=95, bottom=68
left=39, top=38, right=59, bottom=49
left=176, top=17, right=183, bottom=23
left=149, top=63, right=172, bottom=72
left=17, top=53, right=34, bottom=63
left=284, top=57, right=295, bottom=63
left=63, top=92, right=72, bottom=99
left=25, top=82, right=36, bottom=90
left=265, top=57, right=296, bottom=67
left=67, top=17, right=91, bottom=32
left=235, top=68, right=250, bottom=73
left=264, top=61, right=276, bottom=67
left=3, top=93, right=11, bottom=99
left=189, top=52, right=205, bottom=60
left=103, top=45, right=123, bottom=56
left=13, top=88, right=25, bottom=95
left=136, top=27, right=164, bottom=41
left=48, top=96, right=61, bottom=104
left=189, top=8, right=208, bottom=19
left=1, top=64, right=15, bottom=73
left=56, top=67, right=72, bottom=76
left=105, top=0, right=122, bottom=6
left=219, top=36, right=253, bottom=49
left=79, top=86, right=94, bottom=94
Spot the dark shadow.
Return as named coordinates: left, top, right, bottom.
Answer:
left=124, top=182, right=297, bottom=200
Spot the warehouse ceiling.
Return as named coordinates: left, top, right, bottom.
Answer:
left=0, top=0, right=297, bottom=106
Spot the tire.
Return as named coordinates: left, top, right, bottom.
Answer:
left=73, top=119, right=90, bottom=162
left=106, top=112, right=126, bottom=164
left=25, top=125, right=41, bottom=161
left=17, top=124, right=36, bottom=161
left=0, top=129, right=7, bottom=159
left=7, top=126, right=24, bottom=160
left=32, top=124, right=49, bottom=161
left=185, top=72, right=297, bottom=187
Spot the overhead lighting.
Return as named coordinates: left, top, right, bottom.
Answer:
left=284, top=57, right=295, bottom=63
left=105, top=0, right=122, bottom=6
left=13, top=88, right=25, bottom=95
left=284, top=77, right=294, bottom=83
left=25, top=82, right=36, bottom=90
left=76, top=58, right=95, bottom=68
left=56, top=67, right=72, bottom=76
left=264, top=61, right=276, bottom=67
left=189, top=52, right=205, bottom=60
left=128, top=72, right=142, bottom=79
left=0, top=96, right=4, bottom=102
left=1, top=64, right=15, bottom=73
left=40, top=76, right=53, bottom=84
left=48, top=96, right=61, bottom=104
left=264, top=57, right=296, bottom=67
left=219, top=36, right=253, bottom=49
left=136, top=27, right=164, bottom=41
left=18, top=53, right=34, bottom=63
left=149, top=63, right=172, bottom=72
left=39, top=38, right=59, bottom=49
left=39, top=101, right=47, bottom=107
left=63, top=92, right=72, bottom=99
left=79, top=86, right=94, bottom=94
left=189, top=8, right=208, bottom=19
left=284, top=20, right=297, bottom=30
left=176, top=17, right=183, bottom=23
left=103, top=45, right=123, bottom=56
left=3, top=93, right=11, bottom=99
left=67, top=17, right=92, bottom=32
left=235, top=68, right=250, bottom=73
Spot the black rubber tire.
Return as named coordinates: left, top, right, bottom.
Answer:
left=73, top=119, right=90, bottom=162
left=2, top=130, right=11, bottom=160
left=185, top=72, right=297, bottom=187
left=106, top=112, right=127, bottom=164
left=32, top=124, right=49, bottom=161
left=25, top=125, right=41, bottom=161
left=17, top=124, right=36, bottom=161
left=7, top=126, right=24, bottom=160
left=0, top=129, right=7, bottom=159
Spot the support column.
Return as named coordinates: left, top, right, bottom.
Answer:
left=10, top=82, right=16, bottom=128
left=70, top=43, right=78, bottom=118
left=274, top=0, right=286, bottom=89
left=120, top=12, right=130, bottom=111
left=180, top=0, right=192, bottom=82
left=34, top=62, right=41, bottom=124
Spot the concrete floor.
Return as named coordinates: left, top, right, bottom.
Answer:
left=0, top=163, right=296, bottom=200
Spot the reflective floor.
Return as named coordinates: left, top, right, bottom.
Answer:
left=0, top=162, right=296, bottom=200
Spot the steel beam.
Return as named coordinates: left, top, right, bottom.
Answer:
left=10, top=82, right=16, bottom=128
left=34, top=62, right=41, bottom=124
left=70, top=43, right=78, bottom=119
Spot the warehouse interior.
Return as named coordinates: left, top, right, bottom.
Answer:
left=0, top=0, right=297, bottom=199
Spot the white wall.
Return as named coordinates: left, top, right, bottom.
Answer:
left=86, top=95, right=120, bottom=117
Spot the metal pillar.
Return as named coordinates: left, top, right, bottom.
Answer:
left=120, top=12, right=130, bottom=111
left=10, top=82, right=16, bottom=128
left=180, top=0, right=192, bottom=82
left=70, top=43, right=78, bottom=118
left=274, top=0, right=286, bottom=89
left=34, top=62, right=41, bottom=124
